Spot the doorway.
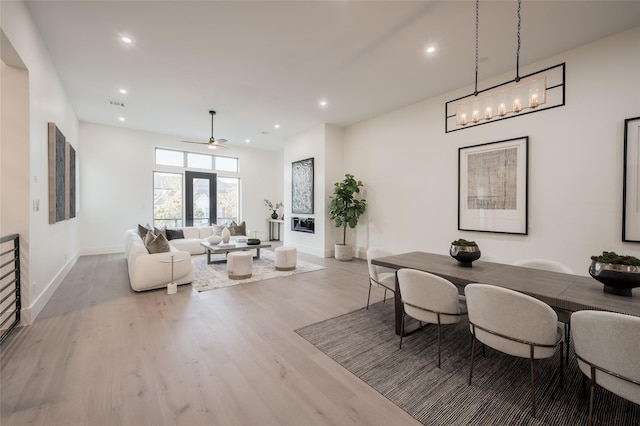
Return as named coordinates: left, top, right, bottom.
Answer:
left=185, top=171, right=217, bottom=226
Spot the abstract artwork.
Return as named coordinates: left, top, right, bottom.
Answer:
left=48, top=123, right=76, bottom=224
left=458, top=137, right=528, bottom=234
left=623, top=117, right=640, bottom=241
left=292, top=158, right=314, bottom=214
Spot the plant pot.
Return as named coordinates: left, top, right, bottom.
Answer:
left=450, top=244, right=481, bottom=267
left=335, top=244, right=353, bottom=261
left=588, top=260, right=640, bottom=296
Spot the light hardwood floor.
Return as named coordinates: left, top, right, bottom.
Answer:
left=1, top=251, right=420, bottom=426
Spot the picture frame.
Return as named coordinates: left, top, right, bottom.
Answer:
left=458, top=136, right=528, bottom=234
left=622, top=117, right=640, bottom=241
left=292, top=157, right=314, bottom=214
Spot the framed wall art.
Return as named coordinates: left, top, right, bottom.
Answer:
left=292, top=157, right=314, bottom=214
left=623, top=116, right=640, bottom=241
left=458, top=136, right=528, bottom=234
left=48, top=122, right=76, bottom=224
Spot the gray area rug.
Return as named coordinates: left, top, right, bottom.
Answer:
left=296, top=301, right=640, bottom=426
left=192, top=249, right=324, bottom=292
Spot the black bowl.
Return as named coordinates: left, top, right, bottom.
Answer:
left=450, top=245, right=481, bottom=267
left=588, top=260, right=640, bottom=296
left=247, top=238, right=261, bottom=245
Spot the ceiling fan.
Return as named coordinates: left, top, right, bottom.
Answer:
left=182, top=110, right=229, bottom=150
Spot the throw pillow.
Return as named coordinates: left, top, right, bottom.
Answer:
left=212, top=224, right=225, bottom=237
left=138, top=224, right=152, bottom=239
left=144, top=230, right=156, bottom=245
left=154, top=227, right=167, bottom=239
left=165, top=229, right=184, bottom=241
left=228, top=221, right=246, bottom=236
left=145, top=233, right=171, bottom=254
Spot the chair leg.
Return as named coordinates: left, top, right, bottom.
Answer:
left=437, top=323, right=442, bottom=368
left=468, top=331, right=476, bottom=385
left=565, top=321, right=571, bottom=366
left=559, top=341, right=564, bottom=388
left=530, top=348, right=537, bottom=418
left=588, top=367, right=596, bottom=426
left=366, top=280, right=372, bottom=309
left=383, top=288, right=387, bottom=304
left=399, top=311, right=405, bottom=349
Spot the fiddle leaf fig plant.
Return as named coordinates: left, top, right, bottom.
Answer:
left=328, top=174, right=367, bottom=245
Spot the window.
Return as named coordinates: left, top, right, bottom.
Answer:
left=215, top=156, right=238, bottom=172
left=155, top=149, right=184, bottom=167
left=217, top=177, right=239, bottom=224
left=187, top=152, right=213, bottom=170
left=153, top=172, right=183, bottom=228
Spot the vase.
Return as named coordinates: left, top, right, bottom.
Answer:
left=449, top=244, right=481, bottom=267
left=222, top=227, right=231, bottom=243
left=271, top=210, right=278, bottom=219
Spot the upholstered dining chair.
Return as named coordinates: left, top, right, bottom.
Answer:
left=572, top=310, right=640, bottom=426
left=366, top=247, right=396, bottom=309
left=465, top=283, right=564, bottom=418
left=513, top=258, right=574, bottom=364
left=397, top=269, right=467, bottom=368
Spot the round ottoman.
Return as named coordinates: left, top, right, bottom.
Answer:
left=227, top=251, right=253, bottom=280
left=275, top=246, right=297, bottom=271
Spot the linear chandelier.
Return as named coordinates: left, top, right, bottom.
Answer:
left=445, top=0, right=566, bottom=133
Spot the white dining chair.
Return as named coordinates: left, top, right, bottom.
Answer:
left=513, top=258, right=574, bottom=364
left=572, top=310, right=640, bottom=426
left=366, top=247, right=396, bottom=309
left=397, top=269, right=467, bottom=368
left=465, top=283, right=564, bottom=418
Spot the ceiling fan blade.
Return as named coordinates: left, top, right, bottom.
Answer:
left=215, top=138, right=228, bottom=144
left=182, top=140, right=207, bottom=145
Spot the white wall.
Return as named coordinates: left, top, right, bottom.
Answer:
left=343, top=26, right=640, bottom=275
left=79, top=122, right=282, bottom=252
left=1, top=1, right=80, bottom=323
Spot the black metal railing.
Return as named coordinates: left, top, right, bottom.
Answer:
left=0, top=234, right=21, bottom=345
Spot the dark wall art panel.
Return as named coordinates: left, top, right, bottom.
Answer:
left=48, top=122, right=76, bottom=224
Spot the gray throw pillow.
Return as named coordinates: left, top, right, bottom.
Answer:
left=138, top=224, right=152, bottom=239
left=165, top=229, right=184, bottom=240
left=154, top=227, right=167, bottom=239
left=228, top=221, right=246, bottom=236
left=145, top=233, right=171, bottom=254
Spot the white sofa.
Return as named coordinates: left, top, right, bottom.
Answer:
left=166, top=224, right=249, bottom=255
left=124, top=229, right=194, bottom=292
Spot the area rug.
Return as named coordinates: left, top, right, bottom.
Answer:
left=191, top=249, right=324, bottom=292
left=296, top=301, right=640, bottom=426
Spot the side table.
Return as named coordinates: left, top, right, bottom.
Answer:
left=160, top=255, right=185, bottom=294
left=268, top=219, right=284, bottom=241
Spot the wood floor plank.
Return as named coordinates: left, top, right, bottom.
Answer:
left=1, top=252, right=418, bottom=425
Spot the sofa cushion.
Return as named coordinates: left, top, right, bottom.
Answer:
left=228, top=221, right=246, bottom=236
left=198, top=226, right=215, bottom=238
left=165, top=228, right=184, bottom=240
left=145, top=233, right=171, bottom=254
left=182, top=227, right=200, bottom=239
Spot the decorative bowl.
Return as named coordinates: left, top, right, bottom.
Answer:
left=450, top=244, right=481, bottom=267
left=247, top=238, right=261, bottom=245
left=588, top=261, right=640, bottom=297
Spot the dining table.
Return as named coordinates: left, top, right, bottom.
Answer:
left=371, top=251, right=640, bottom=336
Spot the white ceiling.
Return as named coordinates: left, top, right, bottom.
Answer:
left=24, top=0, right=640, bottom=151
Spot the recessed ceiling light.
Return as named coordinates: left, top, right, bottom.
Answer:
left=118, top=117, right=125, bottom=121
left=245, top=139, right=251, bottom=143
left=274, top=124, right=280, bottom=129
left=426, top=46, right=436, bottom=54
left=121, top=36, right=132, bottom=44
left=319, top=100, right=328, bottom=107
left=119, top=89, right=127, bottom=94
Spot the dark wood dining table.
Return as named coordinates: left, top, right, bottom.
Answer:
left=371, top=251, right=640, bottom=335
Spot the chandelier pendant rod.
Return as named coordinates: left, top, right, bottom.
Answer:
left=515, top=0, right=522, bottom=82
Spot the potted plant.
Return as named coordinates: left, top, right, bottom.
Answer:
left=589, top=251, right=640, bottom=296
left=328, top=174, right=367, bottom=261
left=264, top=199, right=283, bottom=219
left=449, top=238, right=481, bottom=267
